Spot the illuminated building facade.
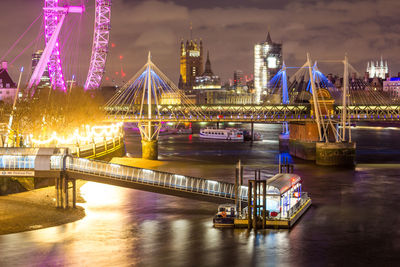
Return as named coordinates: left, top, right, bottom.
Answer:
left=366, top=57, right=389, bottom=79
left=0, top=62, right=17, bottom=103
left=383, top=76, right=400, bottom=100
left=178, top=38, right=203, bottom=94
left=193, top=51, right=221, bottom=90
left=254, top=32, right=282, bottom=103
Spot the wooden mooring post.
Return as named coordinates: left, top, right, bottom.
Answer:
left=279, top=155, right=294, bottom=174
left=247, top=170, right=267, bottom=230
left=235, top=160, right=244, bottom=216
left=55, top=173, right=76, bottom=209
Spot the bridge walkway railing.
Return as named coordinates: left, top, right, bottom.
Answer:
left=1, top=153, right=249, bottom=202
left=64, top=157, right=249, bottom=202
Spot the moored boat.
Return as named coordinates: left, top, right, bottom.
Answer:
left=200, top=128, right=243, bottom=140
left=213, top=204, right=237, bottom=227
left=243, top=130, right=263, bottom=141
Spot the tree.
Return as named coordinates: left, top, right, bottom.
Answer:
left=12, top=86, right=106, bottom=140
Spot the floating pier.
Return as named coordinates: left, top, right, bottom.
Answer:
left=234, top=197, right=311, bottom=229
left=213, top=164, right=312, bottom=230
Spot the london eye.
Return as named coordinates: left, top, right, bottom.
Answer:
left=28, top=0, right=112, bottom=91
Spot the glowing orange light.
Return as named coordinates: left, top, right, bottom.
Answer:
left=111, top=43, right=116, bottom=48
left=30, top=123, right=123, bottom=146
left=119, top=55, right=123, bottom=60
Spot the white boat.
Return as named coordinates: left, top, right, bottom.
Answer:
left=199, top=128, right=244, bottom=140
left=213, top=204, right=237, bottom=227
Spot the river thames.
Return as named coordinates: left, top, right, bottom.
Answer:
left=1, top=124, right=400, bottom=266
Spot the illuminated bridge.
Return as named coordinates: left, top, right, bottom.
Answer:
left=103, top=54, right=400, bottom=163
left=105, top=103, right=400, bottom=123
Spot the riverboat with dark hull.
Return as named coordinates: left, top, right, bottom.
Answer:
left=213, top=204, right=237, bottom=228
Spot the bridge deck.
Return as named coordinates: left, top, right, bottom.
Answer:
left=105, top=104, right=400, bottom=123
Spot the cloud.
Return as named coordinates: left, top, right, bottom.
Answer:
left=1, top=0, right=399, bottom=86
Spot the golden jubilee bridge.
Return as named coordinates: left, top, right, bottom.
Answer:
left=104, top=103, right=400, bottom=123
left=104, top=53, right=400, bottom=164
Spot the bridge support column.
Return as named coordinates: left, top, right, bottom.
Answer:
left=288, top=122, right=319, bottom=161
left=139, top=121, right=161, bottom=160
left=72, top=178, right=76, bottom=208
left=250, top=122, right=254, bottom=143
left=64, top=175, right=69, bottom=209
left=279, top=122, right=289, bottom=151
left=56, top=175, right=65, bottom=208
left=55, top=173, right=76, bottom=208
left=316, top=142, right=356, bottom=166
left=55, top=177, right=60, bottom=208
left=141, top=139, right=158, bottom=160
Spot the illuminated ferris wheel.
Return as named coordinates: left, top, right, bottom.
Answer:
left=28, top=0, right=111, bottom=91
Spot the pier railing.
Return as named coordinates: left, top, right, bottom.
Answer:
left=286, top=192, right=310, bottom=219
left=1, top=148, right=249, bottom=202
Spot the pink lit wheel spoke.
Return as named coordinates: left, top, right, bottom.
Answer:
left=84, top=0, right=112, bottom=90
left=44, top=0, right=66, bottom=91
left=43, top=0, right=111, bottom=91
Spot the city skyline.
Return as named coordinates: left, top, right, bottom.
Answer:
left=0, top=0, right=399, bottom=86
left=1, top=1, right=400, bottom=265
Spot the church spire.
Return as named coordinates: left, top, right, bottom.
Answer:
left=203, top=50, right=213, bottom=76
left=190, top=21, right=193, bottom=41
left=266, top=31, right=272, bottom=43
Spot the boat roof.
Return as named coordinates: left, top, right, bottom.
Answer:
left=267, top=173, right=302, bottom=194
left=218, top=203, right=236, bottom=208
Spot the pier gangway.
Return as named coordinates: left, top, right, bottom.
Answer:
left=0, top=149, right=248, bottom=204
left=64, top=157, right=248, bottom=203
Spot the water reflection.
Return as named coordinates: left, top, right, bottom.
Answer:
left=1, top=124, right=400, bottom=266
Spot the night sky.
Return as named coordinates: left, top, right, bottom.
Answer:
left=0, top=0, right=399, bottom=86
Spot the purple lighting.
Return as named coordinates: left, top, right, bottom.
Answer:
left=32, top=1, right=111, bottom=91
left=44, top=0, right=69, bottom=91
left=84, top=0, right=112, bottom=90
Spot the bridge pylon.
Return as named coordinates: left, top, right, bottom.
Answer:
left=105, top=52, right=206, bottom=160
left=137, top=53, right=162, bottom=160
left=282, top=54, right=356, bottom=166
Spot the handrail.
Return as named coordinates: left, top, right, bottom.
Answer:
left=64, top=157, right=248, bottom=201
left=1, top=153, right=248, bottom=202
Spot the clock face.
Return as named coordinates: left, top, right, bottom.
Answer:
left=189, top=50, right=200, bottom=57
left=268, top=57, right=277, bottom=68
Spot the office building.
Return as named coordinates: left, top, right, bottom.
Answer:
left=31, top=50, right=51, bottom=90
